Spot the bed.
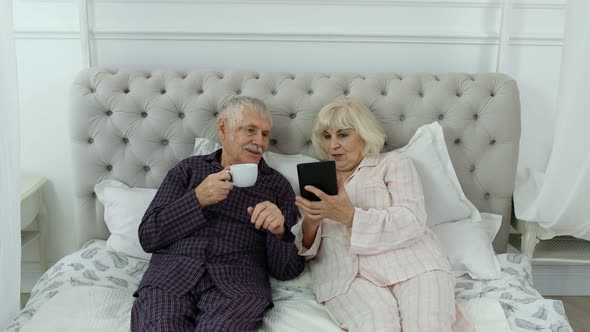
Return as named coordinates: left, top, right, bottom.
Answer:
left=6, top=69, right=573, bottom=332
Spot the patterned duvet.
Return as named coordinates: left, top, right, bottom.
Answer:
left=6, top=241, right=573, bottom=332
left=455, top=254, right=572, bottom=332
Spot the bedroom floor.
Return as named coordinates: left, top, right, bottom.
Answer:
left=20, top=293, right=29, bottom=310
left=547, top=296, right=590, bottom=332
left=19, top=294, right=589, bottom=331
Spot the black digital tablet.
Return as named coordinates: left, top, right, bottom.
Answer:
left=296, top=160, right=338, bottom=201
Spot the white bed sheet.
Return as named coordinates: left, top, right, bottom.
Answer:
left=5, top=241, right=570, bottom=332
left=16, top=284, right=510, bottom=332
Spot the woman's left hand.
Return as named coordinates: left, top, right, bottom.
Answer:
left=295, top=178, right=355, bottom=227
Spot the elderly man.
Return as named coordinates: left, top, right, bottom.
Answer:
left=131, top=96, right=305, bottom=331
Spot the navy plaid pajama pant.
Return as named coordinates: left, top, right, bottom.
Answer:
left=131, top=272, right=270, bottom=331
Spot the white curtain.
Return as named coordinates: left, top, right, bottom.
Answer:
left=514, top=0, right=590, bottom=240
left=0, top=0, right=22, bottom=329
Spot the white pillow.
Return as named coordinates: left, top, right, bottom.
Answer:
left=397, top=122, right=481, bottom=227
left=432, top=213, right=502, bottom=280
left=193, top=137, right=220, bottom=156
left=263, top=151, right=319, bottom=196
left=94, top=179, right=156, bottom=260
left=192, top=137, right=318, bottom=195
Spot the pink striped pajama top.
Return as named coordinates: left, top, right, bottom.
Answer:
left=292, top=151, right=453, bottom=303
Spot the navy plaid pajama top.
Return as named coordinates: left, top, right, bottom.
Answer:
left=136, top=149, right=305, bottom=303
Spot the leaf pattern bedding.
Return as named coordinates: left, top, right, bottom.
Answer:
left=6, top=242, right=573, bottom=332
left=455, top=254, right=573, bottom=332
left=6, top=240, right=147, bottom=332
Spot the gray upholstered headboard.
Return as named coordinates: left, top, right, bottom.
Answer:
left=71, top=68, right=520, bottom=252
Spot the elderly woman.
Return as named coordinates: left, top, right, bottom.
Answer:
left=292, top=98, right=472, bottom=332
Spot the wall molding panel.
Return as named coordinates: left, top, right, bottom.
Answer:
left=14, top=0, right=566, bottom=45
left=13, top=0, right=567, bottom=265
left=14, top=30, right=564, bottom=47
left=70, top=0, right=567, bottom=10
left=511, top=34, right=563, bottom=46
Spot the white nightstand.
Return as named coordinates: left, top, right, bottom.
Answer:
left=21, top=176, right=49, bottom=272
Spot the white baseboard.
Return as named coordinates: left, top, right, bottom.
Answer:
left=532, top=263, right=590, bottom=296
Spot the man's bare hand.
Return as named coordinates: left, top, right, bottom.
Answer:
left=247, top=201, right=285, bottom=239
left=194, top=168, right=233, bottom=207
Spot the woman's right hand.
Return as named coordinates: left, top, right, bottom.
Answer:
left=295, top=195, right=324, bottom=224
left=295, top=196, right=324, bottom=249
left=295, top=178, right=355, bottom=227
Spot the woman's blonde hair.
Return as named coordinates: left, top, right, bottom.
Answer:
left=312, top=98, right=386, bottom=160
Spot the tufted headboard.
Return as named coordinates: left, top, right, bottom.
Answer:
left=71, top=68, right=520, bottom=252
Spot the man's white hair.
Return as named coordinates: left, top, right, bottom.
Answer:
left=220, top=96, right=271, bottom=133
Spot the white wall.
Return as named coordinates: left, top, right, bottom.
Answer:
left=14, top=0, right=566, bottom=265
left=1, top=0, right=22, bottom=326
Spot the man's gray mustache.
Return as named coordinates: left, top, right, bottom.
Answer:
left=243, top=144, right=263, bottom=154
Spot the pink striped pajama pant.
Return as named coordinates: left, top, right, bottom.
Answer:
left=324, top=270, right=471, bottom=332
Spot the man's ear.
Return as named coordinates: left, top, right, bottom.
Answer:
left=217, top=118, right=226, bottom=140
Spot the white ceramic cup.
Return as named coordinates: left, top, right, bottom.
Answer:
left=228, top=163, right=258, bottom=187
